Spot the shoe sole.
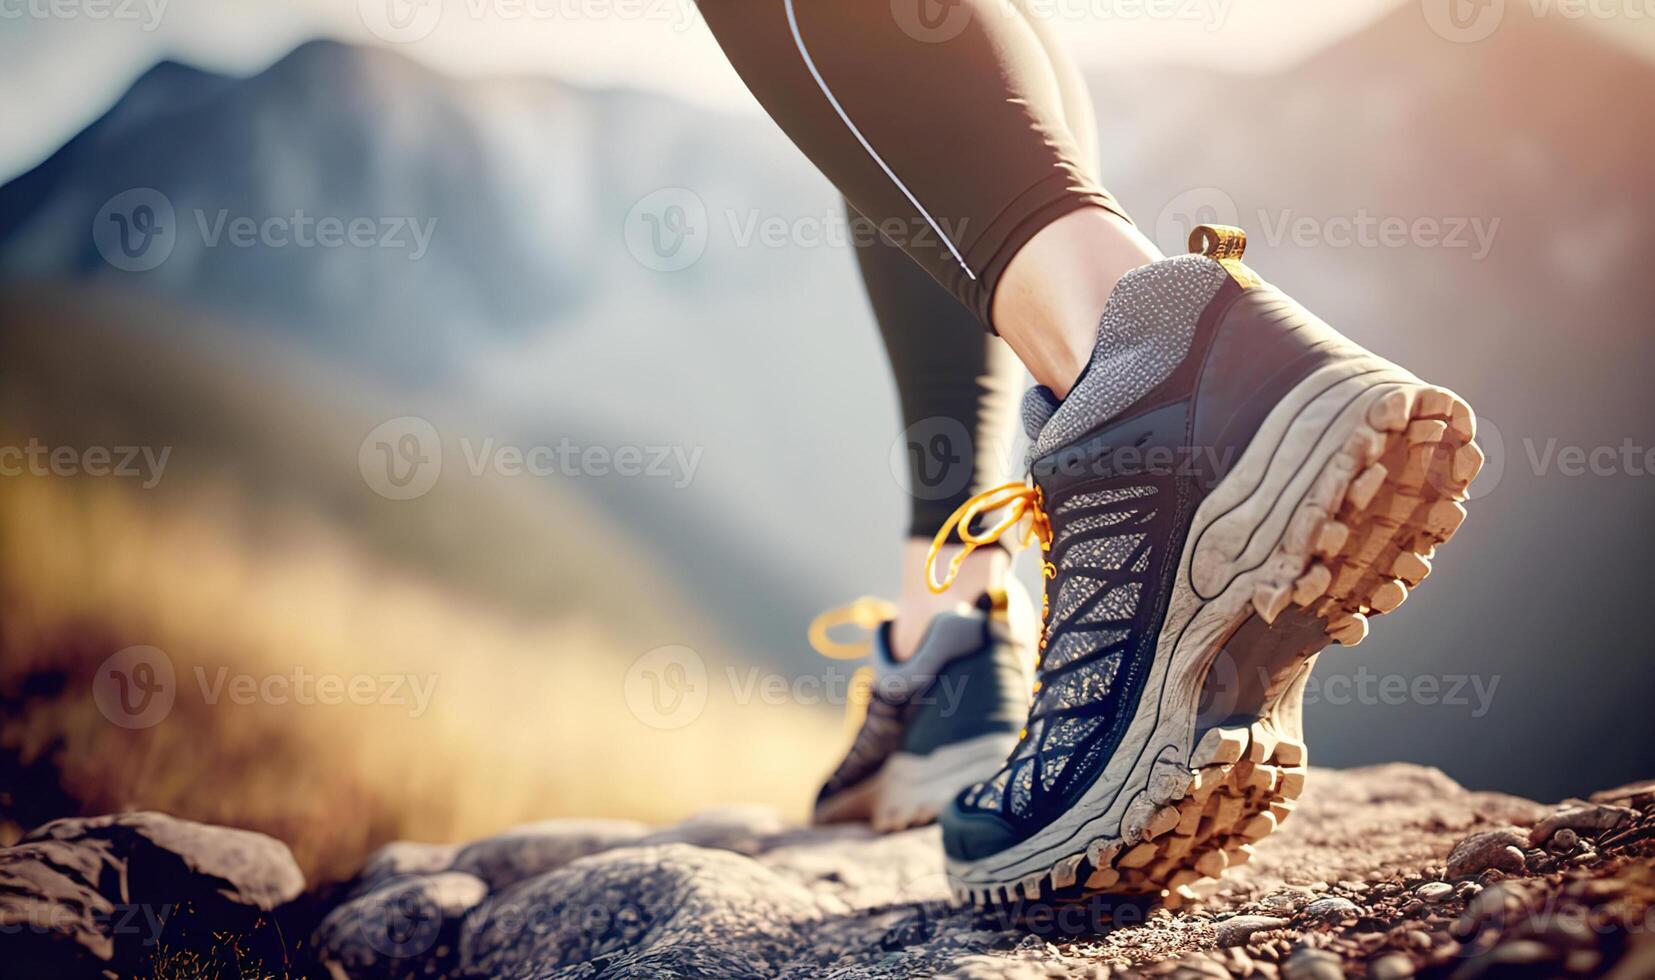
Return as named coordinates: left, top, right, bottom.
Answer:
left=814, top=732, right=1021, bottom=833
left=947, top=359, right=1483, bottom=906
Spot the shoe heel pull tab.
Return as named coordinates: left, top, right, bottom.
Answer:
left=1189, top=224, right=1263, bottom=288
left=982, top=586, right=1009, bottom=622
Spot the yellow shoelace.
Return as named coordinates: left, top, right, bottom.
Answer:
left=924, top=481, right=1057, bottom=696
left=807, top=596, right=897, bottom=738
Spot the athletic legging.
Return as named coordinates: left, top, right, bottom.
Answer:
left=701, top=0, right=1125, bottom=534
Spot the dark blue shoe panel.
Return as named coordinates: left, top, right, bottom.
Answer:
left=943, top=467, right=1195, bottom=854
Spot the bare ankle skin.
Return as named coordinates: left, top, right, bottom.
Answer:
left=991, top=207, right=1164, bottom=399
left=889, top=539, right=1008, bottom=661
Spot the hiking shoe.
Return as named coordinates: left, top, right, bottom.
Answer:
left=930, top=225, right=1484, bottom=905
left=810, top=589, right=1035, bottom=832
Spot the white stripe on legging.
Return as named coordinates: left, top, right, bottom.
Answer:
left=783, top=0, right=977, bottom=281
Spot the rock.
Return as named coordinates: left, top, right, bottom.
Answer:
left=1546, top=828, right=1580, bottom=854
left=1214, top=915, right=1290, bottom=947
left=0, top=812, right=303, bottom=976
left=1369, top=952, right=1415, bottom=979
left=1284, top=946, right=1345, bottom=980
left=1457, top=883, right=1518, bottom=934
left=459, top=844, right=821, bottom=977
left=313, top=872, right=486, bottom=980
left=263, top=764, right=1649, bottom=978
left=447, top=818, right=645, bottom=892
left=1589, top=779, right=1655, bottom=806
left=1304, top=896, right=1359, bottom=921
left=639, top=805, right=787, bottom=853
left=1529, top=804, right=1637, bottom=846
left=1450, top=938, right=1555, bottom=978
left=1603, top=939, right=1655, bottom=980
left=351, top=841, right=460, bottom=896
left=1445, top=829, right=1527, bottom=878
left=22, top=811, right=304, bottom=910
left=0, top=836, right=118, bottom=973
left=1415, top=882, right=1453, bottom=903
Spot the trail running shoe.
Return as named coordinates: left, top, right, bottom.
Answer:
left=929, top=225, right=1484, bottom=906
left=810, top=590, right=1034, bottom=832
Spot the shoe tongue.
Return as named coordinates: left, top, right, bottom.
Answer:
left=1024, top=254, right=1228, bottom=462
left=1021, top=385, right=1060, bottom=442
left=872, top=608, right=988, bottom=696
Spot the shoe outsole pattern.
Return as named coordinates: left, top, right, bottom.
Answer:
left=950, top=384, right=1481, bottom=910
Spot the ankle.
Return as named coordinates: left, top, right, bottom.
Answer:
left=891, top=539, right=1007, bottom=661
left=991, top=208, right=1163, bottom=398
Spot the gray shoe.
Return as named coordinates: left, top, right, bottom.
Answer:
left=811, top=589, right=1034, bottom=832
left=935, top=226, right=1483, bottom=905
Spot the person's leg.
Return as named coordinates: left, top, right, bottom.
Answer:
left=851, top=214, right=1020, bottom=659
left=710, top=0, right=1483, bottom=904
left=848, top=1, right=1118, bottom=659
left=699, top=0, right=1159, bottom=400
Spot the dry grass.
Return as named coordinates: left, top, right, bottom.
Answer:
left=0, top=294, right=846, bottom=885
left=0, top=469, right=841, bottom=884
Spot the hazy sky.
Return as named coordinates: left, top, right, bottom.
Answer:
left=1, top=0, right=1650, bottom=180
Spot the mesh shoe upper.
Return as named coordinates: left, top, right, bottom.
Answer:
left=947, top=479, right=1182, bottom=845
left=940, top=257, right=1233, bottom=858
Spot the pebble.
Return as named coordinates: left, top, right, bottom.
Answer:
left=1368, top=953, right=1414, bottom=979
left=1415, top=882, right=1453, bottom=902
left=1445, top=829, right=1528, bottom=879
left=1215, top=915, right=1291, bottom=948
left=1547, top=828, right=1579, bottom=854
left=1304, top=897, right=1359, bottom=922
left=1261, top=890, right=1303, bottom=912
left=1529, top=804, right=1636, bottom=845
left=1564, top=949, right=1602, bottom=973
left=1282, top=946, right=1344, bottom=980
left=1484, top=939, right=1553, bottom=965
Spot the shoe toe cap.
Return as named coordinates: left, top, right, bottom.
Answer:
left=940, top=793, right=1022, bottom=862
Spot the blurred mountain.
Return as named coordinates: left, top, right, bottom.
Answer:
left=1, top=6, right=1651, bottom=800
left=0, top=40, right=589, bottom=377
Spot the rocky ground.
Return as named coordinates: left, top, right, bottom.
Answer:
left=1, top=764, right=1650, bottom=979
